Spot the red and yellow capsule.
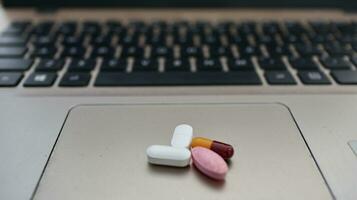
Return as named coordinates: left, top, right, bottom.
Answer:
left=191, top=137, right=234, bottom=159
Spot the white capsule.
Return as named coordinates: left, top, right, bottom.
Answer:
left=171, top=124, right=193, bottom=148
left=146, top=145, right=191, bottom=167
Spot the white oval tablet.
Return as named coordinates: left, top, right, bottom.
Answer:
left=171, top=124, right=193, bottom=148
left=146, top=145, right=191, bottom=167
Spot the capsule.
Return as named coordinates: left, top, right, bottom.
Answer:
left=191, top=137, right=234, bottom=159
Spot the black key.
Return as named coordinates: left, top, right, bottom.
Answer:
left=174, top=35, right=194, bottom=46
left=238, top=22, right=257, bottom=35
left=0, top=36, right=27, bottom=46
left=298, top=71, right=331, bottom=85
left=289, top=58, right=319, bottom=70
left=106, top=21, right=124, bottom=35
left=227, top=58, right=254, bottom=71
left=82, top=22, right=102, bottom=36
left=209, top=46, right=234, bottom=58
left=165, top=59, right=191, bottom=71
left=335, top=22, right=355, bottom=34
left=308, top=34, right=334, bottom=44
left=196, top=58, right=222, bottom=71
left=0, top=47, right=26, bottom=57
left=0, top=72, right=23, bottom=87
left=151, top=46, right=173, bottom=58
left=295, top=44, right=322, bottom=56
left=239, top=46, right=261, bottom=57
left=31, top=21, right=54, bottom=35
left=90, top=46, right=115, bottom=58
left=335, top=34, right=357, bottom=44
left=215, top=22, right=233, bottom=34
left=181, top=46, right=204, bottom=58
left=59, top=73, right=91, bottom=87
left=61, top=46, right=86, bottom=58
left=2, top=21, right=31, bottom=36
left=150, top=21, right=167, bottom=30
left=258, top=57, right=286, bottom=70
left=145, top=33, right=166, bottom=46
left=133, top=59, right=158, bottom=71
left=262, top=22, right=281, bottom=34
left=256, top=35, right=278, bottom=45
left=119, top=35, right=139, bottom=46
left=56, top=22, right=77, bottom=35
left=309, top=21, right=332, bottom=34
left=128, top=21, right=147, bottom=32
left=201, top=34, right=221, bottom=46
left=33, top=36, right=57, bottom=47
left=0, top=59, right=33, bottom=71
left=36, top=59, right=65, bottom=71
left=265, top=71, right=296, bottom=85
left=23, top=72, right=57, bottom=87
left=320, top=57, right=351, bottom=70
left=90, top=35, right=113, bottom=46
left=324, top=43, right=352, bottom=56
left=68, top=59, right=96, bottom=71
left=266, top=45, right=292, bottom=57
left=352, top=44, right=357, bottom=51
left=95, top=71, right=261, bottom=86
left=281, top=34, right=304, bottom=44
left=121, top=46, right=144, bottom=58
left=351, top=56, right=357, bottom=66
left=32, top=47, right=57, bottom=58
left=331, top=70, right=357, bottom=84
left=228, top=35, right=250, bottom=46
left=101, top=59, right=127, bottom=71
left=62, top=36, right=84, bottom=46
left=191, top=21, right=210, bottom=34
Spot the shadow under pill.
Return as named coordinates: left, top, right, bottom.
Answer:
left=226, top=159, right=233, bottom=169
left=191, top=164, right=226, bottom=190
left=147, top=163, right=191, bottom=177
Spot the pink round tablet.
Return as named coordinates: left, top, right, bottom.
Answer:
left=191, top=147, right=228, bottom=180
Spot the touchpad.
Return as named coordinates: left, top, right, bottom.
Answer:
left=34, top=103, right=332, bottom=200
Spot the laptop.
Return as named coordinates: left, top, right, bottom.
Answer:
left=0, top=0, right=356, bottom=199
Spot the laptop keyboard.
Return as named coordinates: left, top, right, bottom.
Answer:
left=0, top=20, right=356, bottom=87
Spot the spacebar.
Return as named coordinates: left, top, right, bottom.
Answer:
left=95, top=72, right=262, bottom=86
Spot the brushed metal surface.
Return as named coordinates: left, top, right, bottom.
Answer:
left=33, top=104, right=331, bottom=200
left=1, top=96, right=357, bottom=200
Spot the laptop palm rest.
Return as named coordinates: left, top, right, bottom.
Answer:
left=33, top=103, right=332, bottom=200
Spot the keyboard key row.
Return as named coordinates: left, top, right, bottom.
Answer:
left=0, top=56, right=356, bottom=74
left=18, top=72, right=91, bottom=87
left=22, top=45, right=355, bottom=60
left=0, top=33, right=351, bottom=53
left=0, top=35, right=354, bottom=59
left=6, top=68, right=357, bottom=87
left=1, top=21, right=356, bottom=56
left=5, top=20, right=356, bottom=37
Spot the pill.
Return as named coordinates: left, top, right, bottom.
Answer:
left=191, top=137, right=234, bottom=159
left=146, top=145, right=191, bottom=167
left=171, top=124, right=193, bottom=148
left=191, top=147, right=228, bottom=180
